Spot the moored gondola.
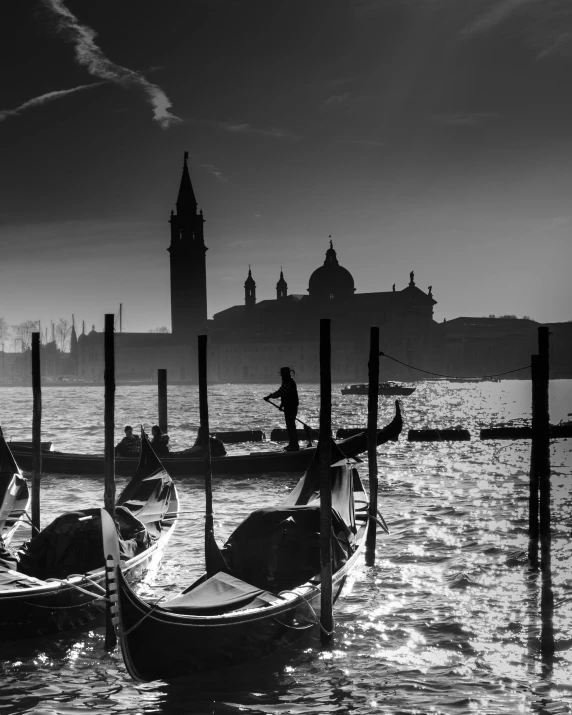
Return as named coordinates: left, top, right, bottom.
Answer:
left=0, top=429, right=178, bottom=640
left=10, top=402, right=402, bottom=477
left=103, top=429, right=398, bottom=682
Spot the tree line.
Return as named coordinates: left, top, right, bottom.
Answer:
left=0, top=318, right=73, bottom=353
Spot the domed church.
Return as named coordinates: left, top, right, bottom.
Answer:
left=209, top=240, right=439, bottom=382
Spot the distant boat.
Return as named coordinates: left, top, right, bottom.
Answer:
left=341, top=382, right=416, bottom=396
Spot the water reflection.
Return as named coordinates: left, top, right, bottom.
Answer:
left=0, top=381, right=570, bottom=714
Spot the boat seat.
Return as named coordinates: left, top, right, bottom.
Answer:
left=162, top=571, right=276, bottom=615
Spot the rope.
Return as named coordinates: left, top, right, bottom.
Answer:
left=277, top=589, right=334, bottom=637
left=121, top=595, right=168, bottom=636
left=379, top=352, right=531, bottom=380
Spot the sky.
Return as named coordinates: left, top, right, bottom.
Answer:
left=1, top=0, right=572, bottom=337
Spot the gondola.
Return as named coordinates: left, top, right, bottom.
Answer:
left=0, top=429, right=179, bottom=640
left=341, top=382, right=416, bottom=396
left=103, top=430, right=395, bottom=682
left=9, top=402, right=402, bottom=477
left=0, top=428, right=30, bottom=549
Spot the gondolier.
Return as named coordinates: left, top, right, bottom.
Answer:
left=264, top=367, right=300, bottom=451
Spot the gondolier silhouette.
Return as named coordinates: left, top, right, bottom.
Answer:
left=264, top=367, right=300, bottom=451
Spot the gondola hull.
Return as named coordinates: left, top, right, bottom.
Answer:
left=10, top=403, right=402, bottom=477
left=0, top=522, right=174, bottom=639
left=114, top=521, right=367, bottom=681
left=0, top=496, right=178, bottom=640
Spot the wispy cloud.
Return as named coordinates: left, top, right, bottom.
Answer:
left=324, top=93, right=350, bottom=107
left=201, top=163, right=228, bottom=182
left=0, top=82, right=103, bottom=123
left=214, top=120, right=302, bottom=140
left=433, top=111, right=497, bottom=127
left=40, top=0, right=181, bottom=128
left=460, top=0, right=534, bottom=37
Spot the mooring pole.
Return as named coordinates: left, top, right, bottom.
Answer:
left=198, top=335, right=214, bottom=568
left=536, top=326, right=554, bottom=660
left=104, top=314, right=116, bottom=519
left=319, top=318, right=333, bottom=642
left=31, top=333, right=42, bottom=534
left=365, top=327, right=380, bottom=566
left=528, top=354, right=540, bottom=567
left=158, top=369, right=168, bottom=434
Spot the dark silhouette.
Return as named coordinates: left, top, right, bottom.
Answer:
left=151, top=425, right=170, bottom=457
left=189, top=427, right=226, bottom=457
left=115, top=425, right=141, bottom=457
left=264, top=367, right=300, bottom=451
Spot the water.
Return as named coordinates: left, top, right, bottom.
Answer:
left=0, top=381, right=571, bottom=715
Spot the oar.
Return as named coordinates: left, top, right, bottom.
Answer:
left=264, top=399, right=319, bottom=446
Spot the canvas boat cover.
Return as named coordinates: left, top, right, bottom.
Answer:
left=16, top=428, right=173, bottom=580
left=162, top=571, right=276, bottom=615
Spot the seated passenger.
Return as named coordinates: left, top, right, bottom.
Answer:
left=115, top=425, right=141, bottom=457
left=151, top=425, right=170, bottom=457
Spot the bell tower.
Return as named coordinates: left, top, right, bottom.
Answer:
left=168, top=152, right=207, bottom=343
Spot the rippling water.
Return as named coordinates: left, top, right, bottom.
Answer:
left=0, top=380, right=571, bottom=715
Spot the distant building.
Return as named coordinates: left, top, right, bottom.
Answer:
left=74, top=154, right=572, bottom=383
left=208, top=248, right=439, bottom=382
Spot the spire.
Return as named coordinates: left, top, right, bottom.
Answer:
left=276, top=267, right=288, bottom=299
left=176, top=151, right=197, bottom=215
left=245, top=266, right=256, bottom=307
left=325, top=236, right=338, bottom=265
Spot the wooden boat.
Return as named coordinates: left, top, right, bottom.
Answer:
left=0, top=429, right=179, bottom=640
left=0, top=428, right=30, bottom=548
left=103, top=437, right=386, bottom=681
left=9, top=402, right=402, bottom=477
left=341, top=382, right=415, bottom=396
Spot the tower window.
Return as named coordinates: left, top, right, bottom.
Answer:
left=329, top=293, right=334, bottom=300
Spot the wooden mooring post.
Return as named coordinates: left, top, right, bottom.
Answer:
left=365, top=327, right=380, bottom=566
left=198, top=335, right=214, bottom=569
left=158, top=369, right=168, bottom=434
left=536, top=326, right=554, bottom=660
left=319, top=318, right=333, bottom=642
left=31, top=333, right=42, bottom=534
left=104, top=314, right=116, bottom=519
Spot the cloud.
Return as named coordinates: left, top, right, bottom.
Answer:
left=0, top=82, right=103, bottom=123
left=40, top=0, right=181, bottom=128
left=201, top=163, right=228, bottom=182
left=324, top=93, right=350, bottom=107
left=460, top=0, right=535, bottom=37
left=432, top=111, right=497, bottom=127
left=214, top=120, right=302, bottom=140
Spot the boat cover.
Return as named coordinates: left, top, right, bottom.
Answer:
left=222, top=503, right=352, bottom=592
left=17, top=507, right=151, bottom=579
left=162, top=571, right=276, bottom=615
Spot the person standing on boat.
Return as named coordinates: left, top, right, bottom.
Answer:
left=264, top=367, right=300, bottom=451
left=115, top=425, right=141, bottom=457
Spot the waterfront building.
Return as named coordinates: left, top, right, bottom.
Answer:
left=73, top=155, right=572, bottom=383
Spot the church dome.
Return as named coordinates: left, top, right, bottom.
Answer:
left=308, top=242, right=355, bottom=299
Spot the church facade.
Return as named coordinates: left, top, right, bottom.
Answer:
left=75, top=155, right=572, bottom=383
